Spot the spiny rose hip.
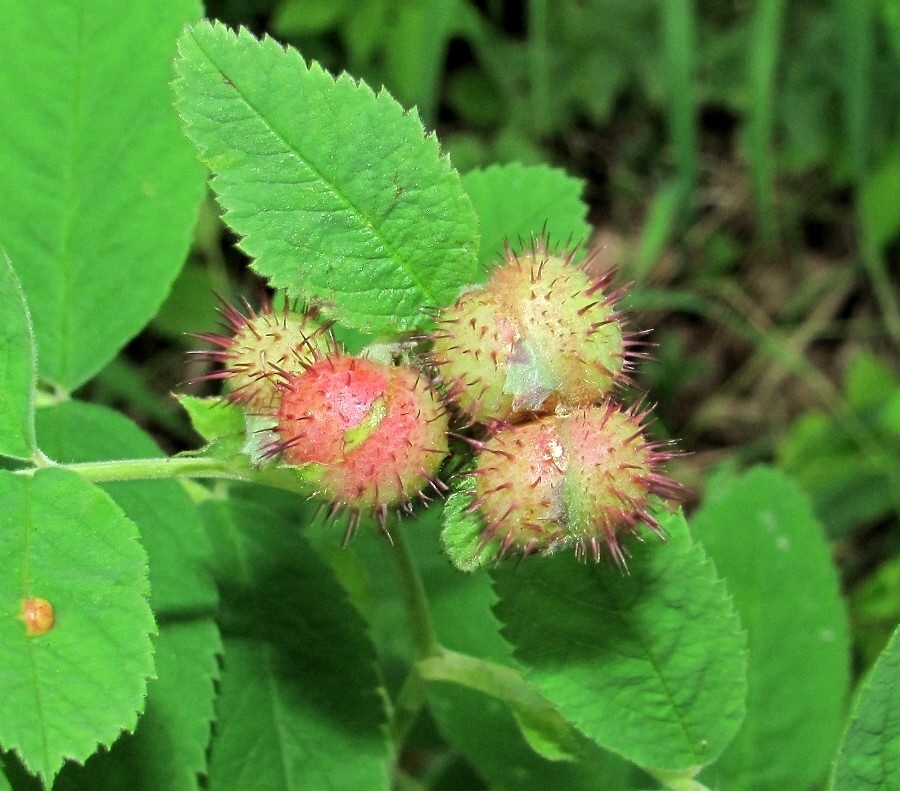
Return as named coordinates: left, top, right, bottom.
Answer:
left=431, top=236, right=636, bottom=424
left=190, top=294, right=331, bottom=412
left=271, top=354, right=450, bottom=529
left=469, top=401, right=681, bottom=567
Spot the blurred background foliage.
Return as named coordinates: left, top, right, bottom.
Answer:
left=92, top=0, right=899, bottom=675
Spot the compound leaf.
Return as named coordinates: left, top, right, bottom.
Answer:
left=0, top=0, right=206, bottom=391
left=0, top=468, right=155, bottom=785
left=691, top=467, right=850, bottom=791
left=494, top=510, right=746, bottom=774
left=173, top=21, right=479, bottom=334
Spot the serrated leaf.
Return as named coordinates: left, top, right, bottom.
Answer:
left=831, top=626, right=900, bottom=790
left=177, top=394, right=245, bottom=445
left=335, top=510, right=617, bottom=780
left=0, top=253, right=36, bottom=460
left=691, top=467, right=850, bottom=791
left=461, top=163, right=591, bottom=275
left=36, top=401, right=218, bottom=613
left=35, top=401, right=220, bottom=788
left=405, top=508, right=584, bottom=761
left=440, top=473, right=498, bottom=572
left=429, top=684, right=646, bottom=791
left=0, top=753, right=38, bottom=790
left=200, top=493, right=390, bottom=790
left=0, top=468, right=155, bottom=785
left=420, top=649, right=587, bottom=763
left=54, top=621, right=221, bottom=791
left=0, top=0, right=206, bottom=391
left=173, top=21, right=479, bottom=333
left=494, top=510, right=746, bottom=774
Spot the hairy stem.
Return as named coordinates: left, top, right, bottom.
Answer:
left=14, top=454, right=313, bottom=494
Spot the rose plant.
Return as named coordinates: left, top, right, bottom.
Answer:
left=0, top=9, right=883, bottom=791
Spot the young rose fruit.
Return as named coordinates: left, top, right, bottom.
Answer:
left=468, top=401, right=681, bottom=567
left=272, top=354, right=450, bottom=528
left=430, top=237, right=634, bottom=424
left=191, top=295, right=331, bottom=413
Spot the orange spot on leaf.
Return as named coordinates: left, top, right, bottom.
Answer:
left=21, top=597, right=55, bottom=636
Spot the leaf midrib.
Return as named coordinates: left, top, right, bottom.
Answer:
left=190, top=28, right=435, bottom=314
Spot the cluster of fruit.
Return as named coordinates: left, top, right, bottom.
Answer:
left=193, top=236, right=681, bottom=566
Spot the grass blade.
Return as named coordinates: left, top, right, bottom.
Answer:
left=660, top=0, right=698, bottom=197
left=746, top=0, right=787, bottom=251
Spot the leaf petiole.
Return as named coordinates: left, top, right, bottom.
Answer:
left=13, top=454, right=313, bottom=494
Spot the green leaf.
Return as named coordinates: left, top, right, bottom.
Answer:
left=859, top=139, right=900, bottom=248
left=845, top=350, right=899, bottom=410
left=420, top=649, right=587, bottom=763
left=431, top=683, right=647, bottom=790
left=35, top=401, right=220, bottom=788
left=0, top=253, right=37, bottom=460
left=0, top=468, right=155, bottom=785
left=831, top=626, right=900, bottom=790
left=691, top=467, right=850, bottom=791
left=54, top=621, right=220, bottom=791
left=176, top=394, right=255, bottom=467
left=850, top=554, right=900, bottom=668
left=440, top=472, right=498, bottom=572
left=200, top=492, right=390, bottom=790
left=778, top=405, right=897, bottom=538
left=177, top=395, right=246, bottom=445
left=461, top=163, right=591, bottom=276
left=125, top=621, right=220, bottom=790
left=493, top=510, right=746, bottom=774
left=632, top=179, right=687, bottom=279
left=173, top=21, right=479, bottom=334
left=408, top=511, right=584, bottom=760
left=36, top=401, right=218, bottom=613
left=345, top=512, right=633, bottom=783
left=273, top=0, right=351, bottom=36
left=0, top=0, right=206, bottom=391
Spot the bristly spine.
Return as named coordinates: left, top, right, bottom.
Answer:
left=466, top=401, right=683, bottom=569
left=187, top=292, right=332, bottom=413
left=267, top=351, right=451, bottom=534
left=429, top=233, right=640, bottom=425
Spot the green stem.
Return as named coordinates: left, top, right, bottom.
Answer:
left=388, top=663, right=430, bottom=749
left=14, top=454, right=313, bottom=494
left=419, top=647, right=554, bottom=714
left=382, top=527, right=441, bottom=750
left=649, top=773, right=712, bottom=791
left=384, top=527, right=440, bottom=660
